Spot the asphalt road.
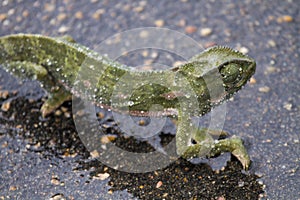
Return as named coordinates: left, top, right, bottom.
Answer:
left=0, top=1, right=299, bottom=199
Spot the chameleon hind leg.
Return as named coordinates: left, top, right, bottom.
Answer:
left=1, top=61, right=72, bottom=117
left=40, top=85, right=72, bottom=117
left=176, top=110, right=250, bottom=170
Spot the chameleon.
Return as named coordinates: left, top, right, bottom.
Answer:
left=0, top=34, right=256, bottom=170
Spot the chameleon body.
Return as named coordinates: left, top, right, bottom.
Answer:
left=0, top=34, right=256, bottom=169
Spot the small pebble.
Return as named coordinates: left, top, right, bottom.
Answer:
left=283, top=102, right=292, bottom=111
left=90, top=150, right=100, bottom=158
left=204, top=42, right=217, bottom=48
left=1, top=141, right=8, bottom=148
left=8, top=9, right=15, bottom=16
left=50, top=194, right=66, bottom=200
left=75, top=11, right=83, bottom=19
left=268, top=40, right=276, bottom=47
left=239, top=46, right=249, bottom=54
left=144, top=59, right=154, bottom=66
left=22, top=10, right=29, bottom=17
left=177, top=19, right=186, bottom=27
left=249, top=77, right=257, bottom=84
left=3, top=19, right=10, bottom=26
left=258, top=180, right=264, bottom=185
left=133, top=6, right=144, bottom=13
left=185, top=25, right=197, bottom=34
left=58, top=25, right=69, bottom=33
left=154, top=19, right=164, bottom=27
left=75, top=109, right=85, bottom=117
left=54, top=110, right=62, bottom=116
left=277, top=15, right=293, bottom=23
left=139, top=30, right=149, bottom=38
left=97, top=112, right=105, bottom=119
left=162, top=193, right=168, bottom=197
left=258, top=86, right=270, bottom=93
left=9, top=186, right=17, bottom=191
left=44, top=3, right=55, bottom=12
left=107, top=190, right=113, bottom=194
left=64, top=112, right=71, bottom=118
left=92, top=9, right=105, bottom=20
left=0, top=90, right=9, bottom=98
left=156, top=181, right=163, bottom=188
left=57, top=13, right=67, bottom=21
left=265, top=139, right=272, bottom=143
left=1, top=101, right=11, bottom=112
left=151, top=51, right=158, bottom=59
left=123, top=4, right=131, bottom=11
left=51, top=177, right=61, bottom=185
left=0, top=13, right=7, bottom=21
left=142, top=50, right=149, bottom=57
left=138, top=119, right=146, bottom=126
left=95, top=172, right=110, bottom=180
left=200, top=28, right=212, bottom=36
left=100, top=135, right=116, bottom=144
left=265, top=66, right=278, bottom=74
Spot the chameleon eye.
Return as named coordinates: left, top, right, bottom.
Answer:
left=219, top=63, right=241, bottom=85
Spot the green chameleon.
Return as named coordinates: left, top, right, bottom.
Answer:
left=0, top=34, right=255, bottom=170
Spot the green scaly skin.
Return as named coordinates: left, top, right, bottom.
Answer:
left=0, top=34, right=256, bottom=170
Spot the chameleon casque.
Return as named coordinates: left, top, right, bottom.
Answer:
left=0, top=34, right=256, bottom=170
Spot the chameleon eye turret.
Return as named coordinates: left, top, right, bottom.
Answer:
left=220, top=63, right=241, bottom=85
left=219, top=59, right=256, bottom=92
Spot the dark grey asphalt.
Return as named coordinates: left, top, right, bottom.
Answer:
left=0, top=1, right=299, bottom=199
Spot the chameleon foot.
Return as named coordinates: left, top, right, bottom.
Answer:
left=41, top=87, right=72, bottom=117
left=209, top=136, right=251, bottom=170
left=178, top=127, right=250, bottom=170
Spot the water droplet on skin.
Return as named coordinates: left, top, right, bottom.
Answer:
left=89, top=65, right=95, bottom=70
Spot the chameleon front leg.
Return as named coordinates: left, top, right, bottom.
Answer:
left=208, top=136, right=250, bottom=170
left=176, top=108, right=250, bottom=170
left=1, top=61, right=72, bottom=117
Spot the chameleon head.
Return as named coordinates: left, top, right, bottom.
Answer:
left=171, top=46, right=257, bottom=110
left=194, top=46, right=256, bottom=97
